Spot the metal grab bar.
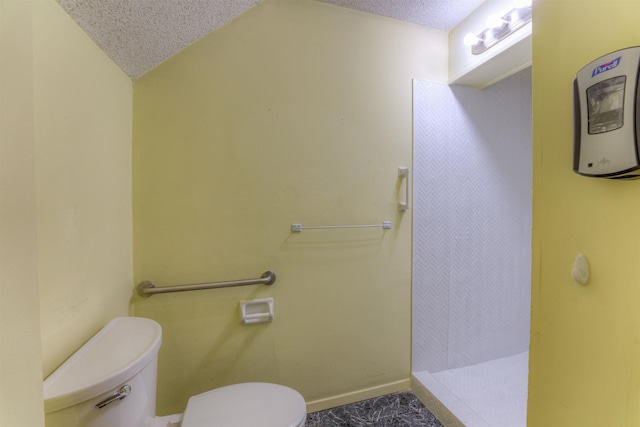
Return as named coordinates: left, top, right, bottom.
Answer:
left=136, top=271, right=276, bottom=298
left=398, top=167, right=410, bottom=212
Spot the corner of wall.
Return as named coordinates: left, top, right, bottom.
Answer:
left=33, top=0, right=133, bottom=378
left=0, top=1, right=44, bottom=425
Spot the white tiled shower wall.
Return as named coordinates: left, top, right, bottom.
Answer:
left=412, top=68, right=532, bottom=373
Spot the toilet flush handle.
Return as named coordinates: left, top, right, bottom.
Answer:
left=95, top=385, right=131, bottom=409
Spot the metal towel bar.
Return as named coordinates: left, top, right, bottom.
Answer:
left=136, top=271, right=276, bottom=297
left=291, top=222, right=391, bottom=232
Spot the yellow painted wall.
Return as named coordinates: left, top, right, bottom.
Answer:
left=0, top=1, right=44, bottom=425
left=0, top=0, right=132, bottom=422
left=33, top=0, right=133, bottom=378
left=529, top=1, right=640, bottom=425
left=133, top=0, right=447, bottom=415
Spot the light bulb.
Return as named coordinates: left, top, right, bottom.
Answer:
left=486, top=14, right=507, bottom=28
left=463, top=33, right=481, bottom=46
left=514, top=0, right=532, bottom=8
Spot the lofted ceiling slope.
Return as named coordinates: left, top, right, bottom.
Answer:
left=56, top=0, right=484, bottom=79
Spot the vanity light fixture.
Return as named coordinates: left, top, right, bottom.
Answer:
left=463, top=0, right=532, bottom=55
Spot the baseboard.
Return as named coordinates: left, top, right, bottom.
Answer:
left=411, top=374, right=467, bottom=427
left=305, top=379, right=411, bottom=413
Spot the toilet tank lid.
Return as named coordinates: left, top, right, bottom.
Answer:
left=43, top=317, right=162, bottom=414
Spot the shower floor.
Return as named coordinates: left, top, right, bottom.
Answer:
left=413, top=351, right=528, bottom=427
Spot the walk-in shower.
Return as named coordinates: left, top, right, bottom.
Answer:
left=411, top=68, right=532, bottom=427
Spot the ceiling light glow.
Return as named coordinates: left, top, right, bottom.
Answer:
left=464, top=4, right=532, bottom=55
left=486, top=14, right=507, bottom=29
left=463, top=33, right=482, bottom=46
left=513, top=0, right=532, bottom=8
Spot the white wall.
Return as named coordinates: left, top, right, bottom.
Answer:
left=412, top=68, right=532, bottom=373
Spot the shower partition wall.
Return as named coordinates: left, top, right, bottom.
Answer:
left=411, top=68, right=532, bottom=427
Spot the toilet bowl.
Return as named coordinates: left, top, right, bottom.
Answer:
left=43, top=317, right=307, bottom=427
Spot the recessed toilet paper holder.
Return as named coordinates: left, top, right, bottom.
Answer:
left=240, top=298, right=274, bottom=325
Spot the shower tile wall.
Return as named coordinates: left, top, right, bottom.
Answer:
left=412, top=69, right=532, bottom=373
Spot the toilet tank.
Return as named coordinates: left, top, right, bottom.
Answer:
left=43, top=317, right=162, bottom=427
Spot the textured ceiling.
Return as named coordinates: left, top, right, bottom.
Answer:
left=57, top=0, right=485, bottom=80
left=318, top=0, right=484, bottom=32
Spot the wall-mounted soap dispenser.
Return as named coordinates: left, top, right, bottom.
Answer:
left=574, top=46, right=640, bottom=179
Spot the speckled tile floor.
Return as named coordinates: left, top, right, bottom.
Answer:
left=305, top=391, right=444, bottom=427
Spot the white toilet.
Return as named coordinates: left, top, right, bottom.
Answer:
left=43, top=317, right=307, bottom=427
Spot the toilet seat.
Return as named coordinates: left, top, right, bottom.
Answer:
left=181, top=382, right=307, bottom=427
